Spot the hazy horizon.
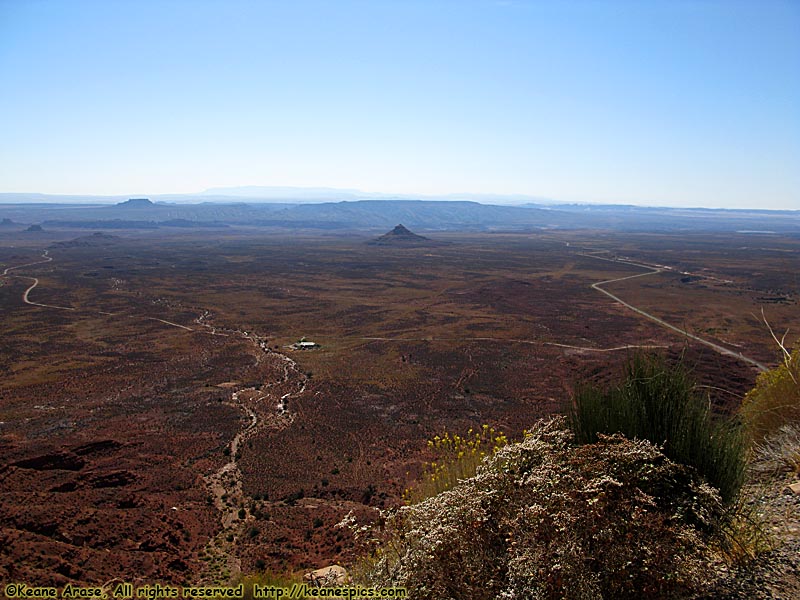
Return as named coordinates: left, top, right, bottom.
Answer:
left=1, top=1, right=798, bottom=210
left=0, top=185, right=799, bottom=211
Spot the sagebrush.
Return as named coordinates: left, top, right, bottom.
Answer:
left=354, top=417, right=724, bottom=600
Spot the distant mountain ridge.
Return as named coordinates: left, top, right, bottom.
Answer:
left=0, top=197, right=798, bottom=234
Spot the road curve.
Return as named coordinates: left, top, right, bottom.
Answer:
left=2, top=250, right=75, bottom=310
left=584, top=253, right=768, bottom=372
left=1, top=250, right=53, bottom=275
left=2, top=250, right=202, bottom=325
left=19, top=275, right=75, bottom=310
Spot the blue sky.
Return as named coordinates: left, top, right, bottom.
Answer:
left=1, top=0, right=798, bottom=208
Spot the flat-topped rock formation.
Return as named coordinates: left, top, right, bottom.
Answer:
left=115, top=198, right=154, bottom=208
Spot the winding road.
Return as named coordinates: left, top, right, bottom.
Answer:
left=1, top=250, right=209, bottom=330
left=2, top=250, right=75, bottom=310
left=1, top=249, right=54, bottom=276
left=360, top=249, right=770, bottom=373
left=582, top=252, right=768, bottom=372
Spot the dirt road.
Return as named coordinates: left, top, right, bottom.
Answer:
left=583, top=253, right=768, bottom=371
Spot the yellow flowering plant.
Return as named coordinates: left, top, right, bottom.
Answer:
left=404, top=424, right=508, bottom=503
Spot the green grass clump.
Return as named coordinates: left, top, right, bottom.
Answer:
left=568, top=354, right=746, bottom=503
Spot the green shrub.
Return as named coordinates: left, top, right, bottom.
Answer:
left=740, top=348, right=800, bottom=443
left=568, top=354, right=746, bottom=503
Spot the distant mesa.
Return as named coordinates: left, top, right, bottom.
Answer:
left=52, top=232, right=120, bottom=248
left=368, top=224, right=433, bottom=246
left=0, top=218, right=16, bottom=227
left=25, top=224, right=44, bottom=232
left=116, top=198, right=154, bottom=208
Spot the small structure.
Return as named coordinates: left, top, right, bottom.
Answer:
left=291, top=337, right=319, bottom=350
